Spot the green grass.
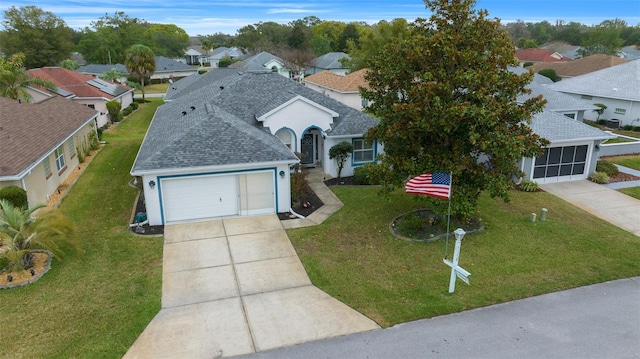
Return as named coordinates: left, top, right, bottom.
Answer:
left=603, top=154, right=640, bottom=171
left=0, top=99, right=164, bottom=358
left=134, top=83, right=169, bottom=94
left=612, top=129, right=640, bottom=139
left=619, top=186, right=640, bottom=200
left=288, top=187, right=640, bottom=327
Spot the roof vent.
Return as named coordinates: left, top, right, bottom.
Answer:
left=219, top=86, right=224, bottom=90
left=190, top=106, right=196, bottom=111
left=181, top=111, right=187, bottom=116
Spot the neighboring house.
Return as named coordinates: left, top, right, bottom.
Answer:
left=76, top=63, right=129, bottom=83
left=0, top=96, right=98, bottom=208
left=516, top=48, right=572, bottom=66
left=208, top=47, right=244, bottom=68
left=183, top=48, right=207, bottom=66
left=306, top=52, right=351, bottom=76
left=27, top=67, right=134, bottom=128
left=229, top=51, right=301, bottom=80
left=529, top=54, right=628, bottom=80
left=152, top=56, right=198, bottom=81
left=132, top=69, right=381, bottom=225
left=78, top=56, right=196, bottom=82
left=303, top=69, right=370, bottom=110
left=548, top=60, right=640, bottom=127
left=541, top=43, right=581, bottom=60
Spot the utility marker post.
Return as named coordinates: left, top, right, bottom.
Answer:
left=443, top=228, right=471, bottom=293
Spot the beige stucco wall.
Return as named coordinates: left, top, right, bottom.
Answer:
left=1, top=122, right=96, bottom=208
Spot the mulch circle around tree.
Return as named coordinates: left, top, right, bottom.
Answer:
left=390, top=209, right=484, bottom=243
left=0, top=250, right=53, bottom=289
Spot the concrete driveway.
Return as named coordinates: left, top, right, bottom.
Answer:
left=124, top=214, right=379, bottom=358
left=540, top=180, right=640, bottom=237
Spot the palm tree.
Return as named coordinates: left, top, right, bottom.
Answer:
left=99, top=68, right=127, bottom=83
left=0, top=200, right=78, bottom=272
left=0, top=53, right=56, bottom=103
left=124, top=44, right=156, bottom=102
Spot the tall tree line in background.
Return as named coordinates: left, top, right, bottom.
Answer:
left=1, top=4, right=639, bottom=70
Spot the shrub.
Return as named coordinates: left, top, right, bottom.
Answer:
left=623, top=125, right=634, bottom=131
left=523, top=62, right=534, bottom=67
left=597, top=119, right=607, bottom=126
left=290, top=170, right=308, bottom=207
left=354, top=163, right=383, bottom=185
left=130, top=102, right=139, bottom=110
left=218, top=58, right=232, bottom=68
left=329, top=141, right=354, bottom=180
left=634, top=126, right=640, bottom=132
left=538, top=68, right=559, bottom=82
left=96, top=127, right=104, bottom=142
left=589, top=171, right=609, bottom=184
left=518, top=180, right=540, bottom=192
left=596, top=160, right=619, bottom=176
left=121, top=107, right=132, bottom=117
left=198, top=69, right=207, bottom=74
left=106, top=100, right=122, bottom=123
left=0, top=186, right=28, bottom=209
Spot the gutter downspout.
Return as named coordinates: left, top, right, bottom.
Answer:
left=289, top=208, right=305, bottom=219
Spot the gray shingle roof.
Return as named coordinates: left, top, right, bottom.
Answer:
left=530, top=110, right=614, bottom=143
left=76, top=64, right=128, bottom=76
left=154, top=56, right=196, bottom=73
left=133, top=70, right=379, bottom=173
left=229, top=51, right=287, bottom=73
left=518, top=82, right=596, bottom=111
left=548, top=60, right=640, bottom=101
left=312, top=52, right=350, bottom=69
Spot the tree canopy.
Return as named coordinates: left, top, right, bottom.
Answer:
left=362, top=0, right=549, bottom=218
left=124, top=44, right=156, bottom=101
left=0, top=53, right=56, bottom=102
left=0, top=6, right=74, bottom=69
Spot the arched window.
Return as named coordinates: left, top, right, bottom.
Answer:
left=276, top=129, right=294, bottom=150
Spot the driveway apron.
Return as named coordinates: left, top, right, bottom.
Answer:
left=540, top=180, right=640, bottom=237
left=124, top=214, right=379, bottom=358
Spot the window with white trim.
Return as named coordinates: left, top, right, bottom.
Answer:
left=67, top=137, right=76, bottom=158
left=43, top=157, right=52, bottom=178
left=54, top=146, right=65, bottom=172
left=276, top=129, right=294, bottom=150
left=353, top=139, right=374, bottom=163
left=614, top=108, right=626, bottom=115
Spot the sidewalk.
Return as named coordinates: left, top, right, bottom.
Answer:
left=603, top=164, right=640, bottom=189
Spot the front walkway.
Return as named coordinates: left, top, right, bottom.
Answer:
left=124, top=215, right=379, bottom=359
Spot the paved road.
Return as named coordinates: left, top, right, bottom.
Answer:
left=239, top=277, right=640, bottom=359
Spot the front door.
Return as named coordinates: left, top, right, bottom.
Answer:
left=301, top=133, right=314, bottom=164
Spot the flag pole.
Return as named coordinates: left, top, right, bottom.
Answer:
left=444, top=172, right=453, bottom=259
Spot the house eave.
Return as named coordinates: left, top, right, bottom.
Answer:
left=131, top=159, right=299, bottom=177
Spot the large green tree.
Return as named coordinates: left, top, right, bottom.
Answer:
left=124, top=44, right=156, bottom=101
left=144, top=24, right=189, bottom=58
left=346, top=18, right=411, bottom=71
left=362, top=0, right=548, bottom=218
left=0, top=54, right=56, bottom=102
left=76, top=12, right=147, bottom=64
left=0, top=6, right=74, bottom=69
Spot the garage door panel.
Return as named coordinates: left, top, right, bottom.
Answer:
left=162, top=175, right=238, bottom=223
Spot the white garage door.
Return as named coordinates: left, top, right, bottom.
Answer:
left=162, top=175, right=238, bottom=223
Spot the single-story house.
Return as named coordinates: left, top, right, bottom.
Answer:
left=183, top=48, right=208, bottom=66
left=304, top=69, right=370, bottom=110
left=516, top=48, right=572, bottom=66
left=131, top=69, right=380, bottom=225
left=208, top=47, right=244, bottom=68
left=547, top=60, right=640, bottom=127
left=76, top=63, right=129, bottom=83
left=528, top=54, right=628, bottom=80
left=0, top=96, right=98, bottom=208
left=27, top=67, right=134, bottom=128
left=229, top=51, right=302, bottom=80
left=77, top=56, right=197, bottom=82
left=306, top=52, right=351, bottom=76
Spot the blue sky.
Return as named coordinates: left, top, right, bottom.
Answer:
left=2, top=0, right=639, bottom=36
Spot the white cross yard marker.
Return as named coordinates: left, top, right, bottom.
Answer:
left=443, top=228, right=471, bottom=293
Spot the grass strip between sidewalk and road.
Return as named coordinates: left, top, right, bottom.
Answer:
left=0, top=99, right=164, bottom=358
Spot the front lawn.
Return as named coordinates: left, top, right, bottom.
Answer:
left=604, top=154, right=640, bottom=171
left=0, top=99, right=164, bottom=358
left=619, top=186, right=640, bottom=200
left=288, top=186, right=640, bottom=328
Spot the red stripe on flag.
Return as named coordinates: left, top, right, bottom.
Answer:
left=405, top=173, right=451, bottom=199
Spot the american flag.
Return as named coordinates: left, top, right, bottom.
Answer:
left=405, top=172, right=452, bottom=199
